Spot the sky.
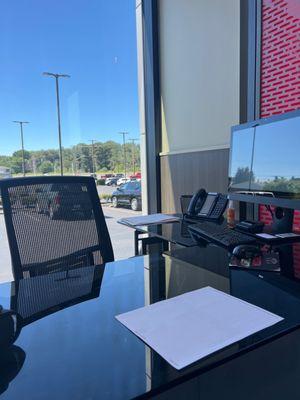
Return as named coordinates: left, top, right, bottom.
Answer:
left=0, top=0, right=139, bottom=155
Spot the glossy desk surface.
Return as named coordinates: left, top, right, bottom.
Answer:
left=120, top=215, right=197, bottom=247
left=121, top=216, right=300, bottom=251
left=2, top=246, right=300, bottom=399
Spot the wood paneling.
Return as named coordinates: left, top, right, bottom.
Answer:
left=160, top=148, right=229, bottom=213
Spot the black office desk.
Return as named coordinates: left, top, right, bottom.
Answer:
left=120, top=215, right=300, bottom=257
left=119, top=215, right=197, bottom=255
left=2, top=247, right=300, bottom=399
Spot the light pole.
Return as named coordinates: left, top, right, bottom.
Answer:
left=119, top=132, right=129, bottom=178
left=89, top=140, right=97, bottom=175
left=129, top=138, right=139, bottom=176
left=43, top=72, right=70, bottom=175
left=12, top=120, right=29, bottom=176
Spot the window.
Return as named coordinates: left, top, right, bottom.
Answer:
left=0, top=0, right=141, bottom=275
left=0, top=1, right=140, bottom=177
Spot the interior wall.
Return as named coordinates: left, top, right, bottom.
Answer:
left=161, top=148, right=229, bottom=213
left=159, top=0, right=240, bottom=155
left=157, top=0, right=240, bottom=212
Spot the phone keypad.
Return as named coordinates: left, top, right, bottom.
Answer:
left=209, top=195, right=228, bottom=219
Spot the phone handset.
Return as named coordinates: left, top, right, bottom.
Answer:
left=186, top=188, right=228, bottom=221
left=187, top=188, right=207, bottom=216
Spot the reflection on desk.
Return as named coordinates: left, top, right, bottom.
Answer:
left=134, top=218, right=197, bottom=247
left=11, top=265, right=105, bottom=326
left=0, top=251, right=300, bottom=398
left=0, top=264, right=105, bottom=398
left=0, top=346, right=25, bottom=396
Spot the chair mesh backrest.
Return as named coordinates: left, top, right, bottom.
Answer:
left=1, top=177, right=114, bottom=279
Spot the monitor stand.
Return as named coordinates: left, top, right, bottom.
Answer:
left=271, top=207, right=294, bottom=234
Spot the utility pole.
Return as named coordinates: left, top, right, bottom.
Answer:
left=32, top=156, right=37, bottom=175
left=119, top=132, right=129, bottom=178
left=12, top=120, right=29, bottom=177
left=129, top=138, right=139, bottom=176
left=89, top=140, right=97, bottom=175
left=43, top=72, right=70, bottom=175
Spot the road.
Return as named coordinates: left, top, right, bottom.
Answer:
left=0, top=205, right=141, bottom=284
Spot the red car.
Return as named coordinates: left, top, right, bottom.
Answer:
left=129, top=172, right=141, bottom=179
left=100, top=173, right=114, bottom=179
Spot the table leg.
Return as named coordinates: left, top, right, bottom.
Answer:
left=163, top=240, right=169, bottom=252
left=134, top=230, right=139, bottom=256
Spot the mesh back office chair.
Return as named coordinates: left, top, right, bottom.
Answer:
left=0, top=176, right=114, bottom=279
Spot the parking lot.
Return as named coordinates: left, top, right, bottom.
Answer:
left=97, top=185, right=115, bottom=197
left=0, top=204, right=141, bottom=283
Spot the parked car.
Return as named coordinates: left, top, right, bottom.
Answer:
left=117, top=177, right=130, bottom=186
left=35, top=183, right=92, bottom=220
left=0, top=166, right=12, bottom=208
left=105, top=177, right=118, bottom=186
left=0, top=166, right=12, bottom=180
left=129, top=172, right=141, bottom=180
left=100, top=173, right=114, bottom=179
left=111, top=181, right=141, bottom=211
left=90, top=173, right=97, bottom=180
left=114, top=173, right=124, bottom=178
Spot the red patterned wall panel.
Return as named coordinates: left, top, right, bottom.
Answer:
left=260, top=0, right=300, bottom=118
left=259, top=0, right=300, bottom=273
left=259, top=0, right=300, bottom=227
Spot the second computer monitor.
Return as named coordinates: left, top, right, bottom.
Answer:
left=251, top=115, right=300, bottom=198
left=229, top=110, right=300, bottom=200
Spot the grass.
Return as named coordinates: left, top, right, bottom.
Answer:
left=99, top=193, right=112, bottom=202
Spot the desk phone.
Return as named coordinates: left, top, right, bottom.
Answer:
left=187, top=189, right=228, bottom=221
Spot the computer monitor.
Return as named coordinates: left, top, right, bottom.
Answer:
left=251, top=115, right=300, bottom=198
left=228, top=110, right=300, bottom=211
left=228, top=127, right=254, bottom=192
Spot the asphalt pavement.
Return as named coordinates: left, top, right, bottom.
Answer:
left=102, top=204, right=141, bottom=260
left=0, top=205, right=141, bottom=284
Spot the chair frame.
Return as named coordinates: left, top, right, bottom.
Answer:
left=0, top=176, right=114, bottom=279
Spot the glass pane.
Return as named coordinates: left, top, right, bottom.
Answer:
left=0, top=0, right=142, bottom=281
left=0, top=0, right=140, bottom=179
left=229, top=128, right=254, bottom=191
left=251, top=116, right=300, bottom=196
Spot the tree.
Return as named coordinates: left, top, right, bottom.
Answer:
left=0, top=139, right=141, bottom=175
left=9, top=157, right=24, bottom=174
left=233, top=167, right=254, bottom=184
left=12, top=149, right=31, bottom=160
left=0, top=155, right=11, bottom=168
left=39, top=161, right=53, bottom=174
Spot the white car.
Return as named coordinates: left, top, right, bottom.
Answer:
left=0, top=166, right=12, bottom=179
left=105, top=177, right=115, bottom=185
left=117, top=177, right=130, bottom=186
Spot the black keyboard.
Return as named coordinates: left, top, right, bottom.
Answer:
left=189, top=221, right=256, bottom=249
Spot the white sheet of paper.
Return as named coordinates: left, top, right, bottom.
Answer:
left=119, top=213, right=180, bottom=227
left=116, top=287, right=283, bottom=370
